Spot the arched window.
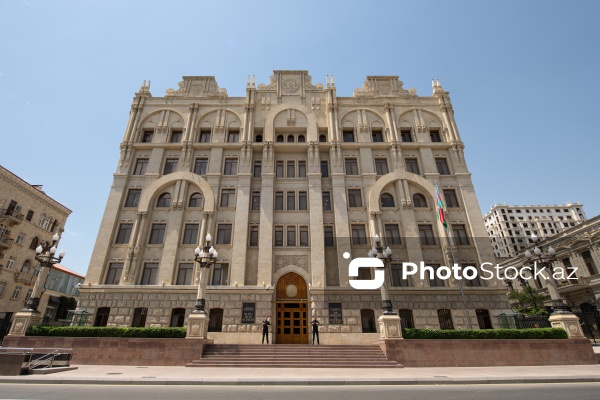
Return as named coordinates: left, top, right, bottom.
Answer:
left=29, top=237, right=39, bottom=250
left=188, top=193, right=204, bottom=208
left=297, top=134, right=306, bottom=143
left=360, top=309, right=377, bottom=333
left=50, top=219, right=59, bottom=233
left=255, top=134, right=263, bottom=143
left=412, top=194, right=427, bottom=208
left=287, top=134, right=294, bottom=143
left=276, top=135, right=284, bottom=142
left=39, top=213, right=48, bottom=229
left=319, top=134, right=327, bottom=142
left=156, top=193, right=171, bottom=208
left=476, top=309, right=493, bottom=329
left=208, top=308, right=224, bottom=332
left=21, top=260, right=31, bottom=274
left=380, top=193, right=395, bottom=208
left=398, top=309, right=415, bottom=329
left=170, top=308, right=186, bottom=327
left=94, top=307, right=110, bottom=327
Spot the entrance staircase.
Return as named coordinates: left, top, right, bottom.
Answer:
left=187, top=344, right=402, bottom=368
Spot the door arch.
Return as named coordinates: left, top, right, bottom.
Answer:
left=275, top=272, right=308, bottom=344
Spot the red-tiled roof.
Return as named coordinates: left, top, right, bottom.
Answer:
left=52, top=263, right=85, bottom=279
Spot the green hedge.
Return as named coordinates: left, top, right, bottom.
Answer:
left=402, top=328, right=568, bottom=340
left=26, top=326, right=187, bottom=338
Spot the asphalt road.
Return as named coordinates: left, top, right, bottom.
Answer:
left=2, top=383, right=600, bottom=400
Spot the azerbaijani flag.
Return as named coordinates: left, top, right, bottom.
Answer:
left=435, top=183, right=447, bottom=228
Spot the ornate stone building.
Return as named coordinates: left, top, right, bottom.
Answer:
left=79, top=71, right=509, bottom=344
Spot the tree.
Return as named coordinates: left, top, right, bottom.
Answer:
left=507, top=286, right=547, bottom=315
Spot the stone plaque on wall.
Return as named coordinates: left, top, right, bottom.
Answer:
left=329, top=302, right=343, bottom=325
left=241, top=302, right=255, bottom=324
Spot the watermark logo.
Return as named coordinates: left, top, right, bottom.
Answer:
left=348, top=257, right=385, bottom=290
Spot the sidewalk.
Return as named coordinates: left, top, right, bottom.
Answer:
left=2, top=364, right=600, bottom=386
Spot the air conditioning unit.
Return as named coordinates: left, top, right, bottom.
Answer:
left=15, top=205, right=22, bottom=212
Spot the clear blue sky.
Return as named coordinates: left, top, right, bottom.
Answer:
left=1, top=1, right=599, bottom=276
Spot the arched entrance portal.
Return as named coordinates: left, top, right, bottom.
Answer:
left=275, top=272, right=308, bottom=344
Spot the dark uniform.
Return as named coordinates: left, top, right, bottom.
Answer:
left=311, top=318, right=320, bottom=344
left=262, top=319, right=270, bottom=344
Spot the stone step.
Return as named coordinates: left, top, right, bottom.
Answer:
left=187, top=361, right=400, bottom=368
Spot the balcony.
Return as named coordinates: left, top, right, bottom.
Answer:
left=14, top=271, right=36, bottom=285
left=0, top=208, right=24, bottom=226
left=0, top=234, right=14, bottom=249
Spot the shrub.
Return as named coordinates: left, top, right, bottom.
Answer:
left=402, top=328, right=567, bottom=340
left=26, top=326, right=187, bottom=338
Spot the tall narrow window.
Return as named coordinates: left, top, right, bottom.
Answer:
left=115, top=223, right=133, bottom=244
left=94, top=307, right=110, bottom=327
left=142, top=130, right=153, bottom=143
left=391, top=264, right=411, bottom=287
left=384, top=224, right=401, bottom=245
left=253, top=161, right=262, bottom=178
left=321, top=161, right=329, bottom=178
left=170, top=130, right=182, bottom=143
left=371, top=129, right=383, bottom=142
left=400, top=129, right=412, bottom=142
left=348, top=189, right=363, bottom=208
left=299, top=226, right=309, bottom=246
left=287, top=192, right=295, bottom=210
left=276, top=161, right=284, bottom=178
left=194, top=158, right=208, bottom=175
left=452, top=224, right=470, bottom=245
left=182, top=224, right=199, bottom=244
left=399, top=309, right=415, bottom=329
left=443, top=189, right=459, bottom=208
left=208, top=308, right=223, bottom=331
left=476, top=309, right=493, bottom=329
left=435, top=158, right=450, bottom=175
left=275, top=192, right=284, bottom=210
left=163, top=159, right=178, bottom=174
left=343, top=129, right=354, bottom=142
left=249, top=226, right=259, bottom=246
left=140, top=263, right=158, bottom=285
left=199, top=129, right=211, bottom=143
left=134, top=159, right=148, bottom=175
left=148, top=224, right=166, bottom=244
left=298, top=161, right=306, bottom=178
left=132, top=307, right=148, bottom=327
left=156, top=193, right=171, bottom=208
left=323, top=192, right=332, bottom=210
left=251, top=191, right=261, bottom=211
left=176, top=263, right=194, bottom=285
left=430, top=129, right=442, bottom=142
left=375, top=158, right=389, bottom=175
left=351, top=224, right=367, bottom=245
left=287, top=226, right=296, bottom=246
left=274, top=226, right=284, bottom=246
left=220, top=189, right=235, bottom=208
left=227, top=129, right=239, bottom=143
left=105, top=263, right=123, bottom=284
left=418, top=225, right=436, bottom=245
left=324, top=226, right=335, bottom=247
left=298, top=191, right=307, bottom=210
left=405, top=158, right=420, bottom=174
left=224, top=158, right=238, bottom=175
left=437, top=309, right=454, bottom=330
left=428, top=264, right=445, bottom=287
left=170, top=308, right=186, bottom=327
left=360, top=309, right=377, bottom=333
left=287, top=161, right=295, bottom=178
left=345, top=158, right=359, bottom=175
left=216, top=224, right=233, bottom=244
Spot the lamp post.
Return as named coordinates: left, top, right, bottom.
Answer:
left=192, top=233, right=218, bottom=314
left=368, top=234, right=395, bottom=315
left=8, top=233, right=65, bottom=336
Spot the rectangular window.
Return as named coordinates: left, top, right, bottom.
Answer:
left=163, top=159, right=178, bottom=175
left=140, top=263, right=158, bottom=285
left=11, top=285, right=22, bottom=300
left=400, top=130, right=412, bottom=142
left=105, top=263, right=123, bottom=285
left=287, top=226, right=296, bottom=246
left=343, top=129, right=354, bottom=142
left=134, top=159, right=148, bottom=175
left=249, top=226, right=259, bottom=246
left=428, top=265, right=445, bottom=287
left=253, top=161, right=262, bottom=178
left=276, top=161, right=284, bottom=178
left=371, top=129, right=383, bottom=142
left=418, top=225, right=436, bottom=245
left=227, top=129, right=239, bottom=143
left=351, top=224, right=367, bottom=245
left=321, top=161, right=329, bottom=178
left=115, top=223, right=133, bottom=244
left=430, top=129, right=441, bottom=142
left=348, top=189, right=363, bottom=208
left=142, top=130, right=153, bottom=143
left=345, top=158, right=359, bottom=175
left=194, top=158, right=208, bottom=175
left=275, top=192, right=284, bottom=210
left=391, top=263, right=411, bottom=287
left=299, top=226, right=309, bottom=246
left=385, top=224, right=401, bottom=245
left=132, top=307, right=148, bottom=327
left=148, top=224, right=166, bottom=244
left=26, top=210, right=34, bottom=222
left=6, top=257, right=15, bottom=270
left=125, top=189, right=142, bottom=207
left=452, top=224, right=470, bottom=246
left=216, top=224, right=232, bottom=244
left=324, top=226, right=335, bottom=247
left=443, top=189, right=459, bottom=208
left=298, top=161, right=306, bottom=178
left=170, top=130, right=182, bottom=143
left=0, top=281, right=6, bottom=297
left=287, top=161, right=295, bottom=178
left=251, top=191, right=260, bottom=211
left=375, top=158, right=389, bottom=175
left=223, top=158, right=238, bottom=175
left=323, top=192, right=332, bottom=211
left=199, top=129, right=211, bottom=143
left=435, top=158, right=450, bottom=175
left=176, top=263, right=194, bottom=285
left=182, top=224, right=199, bottom=245
left=211, top=263, right=228, bottom=285
left=287, top=192, right=295, bottom=210
left=405, top=158, right=420, bottom=174
left=220, top=189, right=235, bottom=208
left=298, top=191, right=307, bottom=210
left=274, top=226, right=284, bottom=246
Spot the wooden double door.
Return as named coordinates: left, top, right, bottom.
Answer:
left=275, top=272, right=308, bottom=344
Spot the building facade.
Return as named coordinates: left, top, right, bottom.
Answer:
left=0, top=166, right=72, bottom=341
left=484, top=203, right=586, bottom=258
left=80, top=71, right=509, bottom=344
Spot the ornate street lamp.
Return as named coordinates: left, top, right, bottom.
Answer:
left=25, top=233, right=65, bottom=312
left=192, top=233, right=218, bottom=314
left=368, top=234, right=396, bottom=315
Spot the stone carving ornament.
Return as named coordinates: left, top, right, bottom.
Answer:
left=285, top=284, right=298, bottom=297
left=274, top=255, right=309, bottom=272
left=282, top=79, right=299, bottom=94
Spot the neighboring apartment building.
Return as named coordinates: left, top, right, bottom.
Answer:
left=41, top=264, right=85, bottom=324
left=0, top=166, right=72, bottom=341
left=484, top=203, right=587, bottom=258
left=80, top=71, right=509, bottom=344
